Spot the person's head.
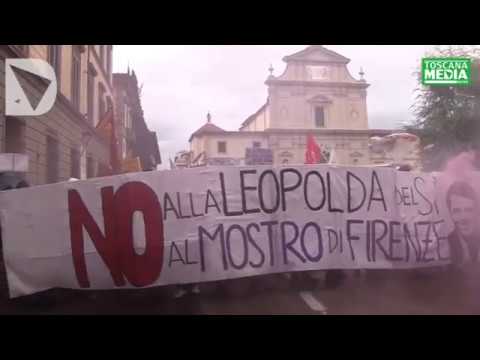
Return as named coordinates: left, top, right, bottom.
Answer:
left=447, top=181, right=478, bottom=237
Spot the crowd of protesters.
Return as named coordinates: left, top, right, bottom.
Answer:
left=2, top=147, right=480, bottom=308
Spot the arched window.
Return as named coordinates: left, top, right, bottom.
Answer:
left=308, top=95, right=332, bottom=129
left=314, top=106, right=325, bottom=128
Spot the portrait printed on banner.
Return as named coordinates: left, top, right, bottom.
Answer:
left=446, top=181, right=480, bottom=266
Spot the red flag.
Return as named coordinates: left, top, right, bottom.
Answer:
left=305, top=134, right=323, bottom=164
left=96, top=107, right=121, bottom=175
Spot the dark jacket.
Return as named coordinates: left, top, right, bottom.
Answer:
left=448, top=230, right=479, bottom=266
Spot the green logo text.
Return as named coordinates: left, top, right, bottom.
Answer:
left=422, top=58, right=471, bottom=86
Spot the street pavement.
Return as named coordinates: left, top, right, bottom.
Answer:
left=2, top=269, right=480, bottom=315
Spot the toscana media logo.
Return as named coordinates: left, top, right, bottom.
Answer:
left=422, top=58, right=471, bottom=86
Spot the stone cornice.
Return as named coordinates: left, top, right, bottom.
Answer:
left=190, top=128, right=396, bottom=140
left=264, top=128, right=394, bottom=136
left=265, top=79, right=370, bottom=89
left=282, top=58, right=350, bottom=65
left=282, top=46, right=351, bottom=65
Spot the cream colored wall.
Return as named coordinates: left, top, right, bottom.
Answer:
left=190, top=132, right=395, bottom=167
left=267, top=55, right=368, bottom=130
left=79, top=48, right=89, bottom=116
left=269, top=133, right=371, bottom=166
left=59, top=45, right=73, bottom=100
left=89, top=46, right=113, bottom=126
left=269, top=85, right=368, bottom=130
left=90, top=46, right=112, bottom=94
left=266, top=105, right=271, bottom=129
left=331, top=137, right=370, bottom=165
left=203, top=134, right=268, bottom=159
left=242, top=106, right=269, bottom=132
left=190, top=137, right=201, bottom=157
left=277, top=62, right=357, bottom=83
left=271, top=134, right=369, bottom=165
left=190, top=136, right=209, bottom=160
left=192, top=133, right=370, bottom=166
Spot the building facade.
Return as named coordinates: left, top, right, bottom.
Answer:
left=0, top=45, right=114, bottom=185
left=113, top=70, right=161, bottom=171
left=187, top=46, right=418, bottom=168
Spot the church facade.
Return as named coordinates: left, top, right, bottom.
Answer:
left=186, top=46, right=408, bottom=168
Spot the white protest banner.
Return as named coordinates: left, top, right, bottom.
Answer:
left=0, top=165, right=473, bottom=298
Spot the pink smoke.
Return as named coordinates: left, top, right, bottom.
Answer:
left=445, top=151, right=476, bottom=176
left=438, top=150, right=478, bottom=191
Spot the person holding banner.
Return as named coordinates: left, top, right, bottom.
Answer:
left=171, top=283, right=200, bottom=299
left=302, top=134, right=346, bottom=290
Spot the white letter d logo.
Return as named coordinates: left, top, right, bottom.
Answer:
left=5, top=58, right=58, bottom=116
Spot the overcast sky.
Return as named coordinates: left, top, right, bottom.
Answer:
left=112, top=45, right=459, bottom=169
